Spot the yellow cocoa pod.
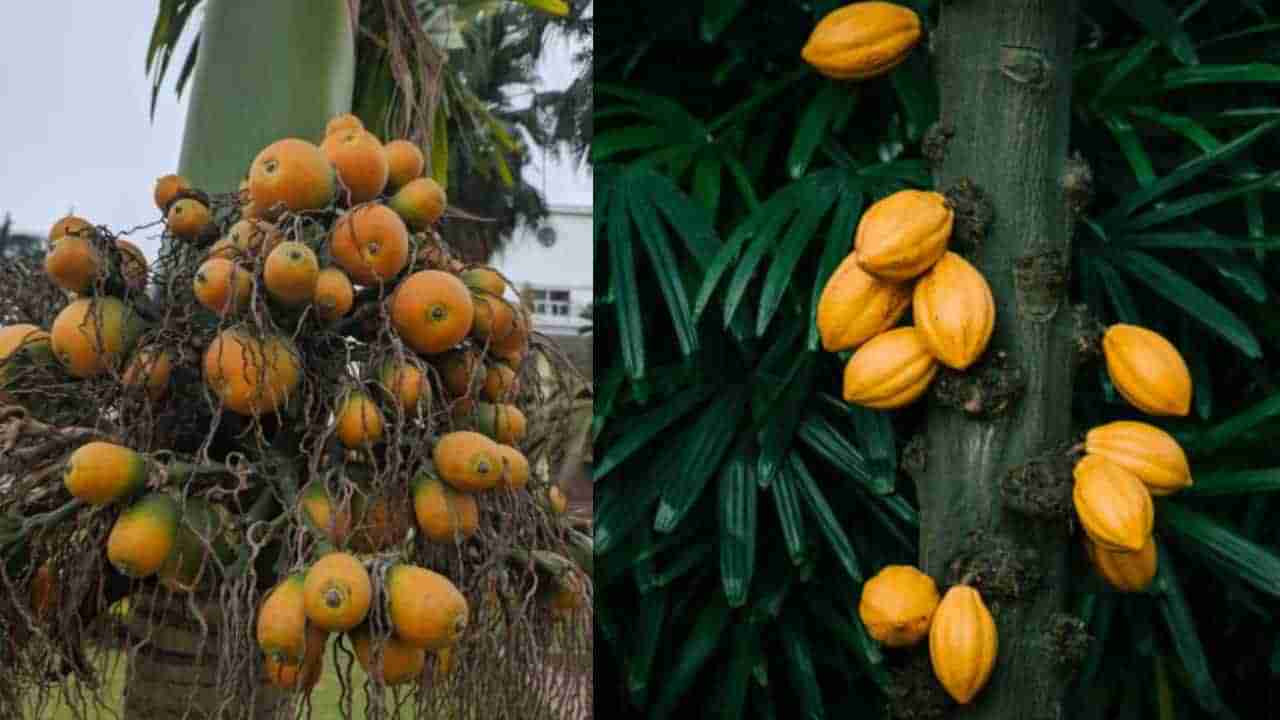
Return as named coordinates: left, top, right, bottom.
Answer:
left=801, top=2, right=922, bottom=80
left=1072, top=455, right=1153, bottom=553
left=912, top=252, right=994, bottom=370
left=928, top=585, right=997, bottom=705
left=842, top=326, right=938, bottom=409
left=1086, top=536, right=1157, bottom=593
left=1085, top=421, right=1191, bottom=496
left=858, top=565, right=939, bottom=648
left=1102, top=324, right=1191, bottom=417
left=854, top=190, right=952, bottom=281
left=816, top=252, right=912, bottom=351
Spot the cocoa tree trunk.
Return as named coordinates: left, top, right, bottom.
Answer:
left=919, top=2, right=1079, bottom=718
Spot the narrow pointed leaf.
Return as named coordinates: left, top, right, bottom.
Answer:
left=1110, top=0, right=1199, bottom=65
left=757, top=179, right=840, bottom=335
left=655, top=388, right=748, bottom=532
left=780, top=614, right=827, bottom=720
left=720, top=448, right=757, bottom=608
left=1153, top=544, right=1236, bottom=718
left=647, top=596, right=733, bottom=720
left=608, top=179, right=645, bottom=378
left=791, top=455, right=862, bottom=582
left=1160, top=501, right=1280, bottom=598
left=630, top=188, right=698, bottom=356
left=723, top=190, right=802, bottom=329
left=626, top=589, right=668, bottom=708
left=1182, top=468, right=1280, bottom=496
left=702, top=0, right=746, bottom=42
left=1108, top=249, right=1260, bottom=358
left=796, top=414, right=885, bottom=494
left=772, top=463, right=808, bottom=565
left=1104, top=119, right=1280, bottom=224
left=788, top=81, right=843, bottom=179
left=595, top=384, right=716, bottom=481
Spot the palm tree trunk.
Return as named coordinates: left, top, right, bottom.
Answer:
left=124, top=593, right=289, bottom=720
left=132, top=1, right=356, bottom=717
left=176, top=0, right=356, bottom=192
left=919, top=1, right=1079, bottom=718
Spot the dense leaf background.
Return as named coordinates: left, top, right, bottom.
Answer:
left=595, top=1, right=1280, bottom=718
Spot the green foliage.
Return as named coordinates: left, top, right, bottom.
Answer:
left=596, top=1, right=1280, bottom=718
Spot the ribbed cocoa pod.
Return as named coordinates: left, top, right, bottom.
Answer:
left=929, top=585, right=997, bottom=705
left=854, top=190, right=952, bottom=281
left=1072, top=454, right=1154, bottom=553
left=1085, top=420, right=1191, bottom=496
left=912, top=252, right=995, bottom=370
left=816, top=252, right=912, bottom=351
left=858, top=565, right=939, bottom=647
left=842, top=326, right=938, bottom=409
left=1102, top=324, right=1192, bottom=416
left=1086, top=536, right=1157, bottom=593
left=801, top=2, right=922, bottom=80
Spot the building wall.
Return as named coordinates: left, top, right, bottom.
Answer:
left=492, top=204, right=592, bottom=336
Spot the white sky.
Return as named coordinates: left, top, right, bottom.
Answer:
left=0, top=2, right=591, bottom=261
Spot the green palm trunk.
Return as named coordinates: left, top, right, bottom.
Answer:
left=176, top=0, right=355, bottom=191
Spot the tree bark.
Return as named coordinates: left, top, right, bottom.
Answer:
left=124, top=594, right=287, bottom=720
left=920, top=2, right=1079, bottom=718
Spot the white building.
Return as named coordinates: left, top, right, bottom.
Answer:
left=492, top=203, right=592, bottom=337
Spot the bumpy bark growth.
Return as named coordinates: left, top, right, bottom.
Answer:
left=918, top=1, right=1079, bottom=717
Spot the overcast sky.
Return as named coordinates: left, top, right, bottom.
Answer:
left=0, top=2, right=590, bottom=261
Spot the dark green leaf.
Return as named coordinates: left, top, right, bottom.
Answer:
left=780, top=613, right=827, bottom=720
left=788, top=81, right=844, bottom=179
left=1090, top=257, right=1141, bottom=322
left=702, top=0, right=746, bottom=42
left=593, top=125, right=668, bottom=162
left=719, top=448, right=758, bottom=608
left=607, top=181, right=645, bottom=378
left=1153, top=544, right=1236, bottom=718
left=1164, top=63, right=1280, bottom=90
left=1182, top=468, right=1280, bottom=496
left=594, top=383, right=715, bottom=481
left=1187, top=392, right=1280, bottom=455
left=1160, top=501, right=1280, bottom=598
left=1197, top=249, right=1267, bottom=303
left=757, top=179, right=840, bottom=335
left=722, top=186, right=803, bottom=329
left=796, top=413, right=887, bottom=494
left=649, top=542, right=715, bottom=589
left=693, top=148, right=724, bottom=221
left=1121, top=171, right=1280, bottom=231
left=1107, top=250, right=1260, bottom=357
left=805, top=594, right=891, bottom=690
left=758, top=357, right=815, bottom=488
left=647, top=595, right=733, bottom=720
left=718, top=623, right=758, bottom=720
left=1103, top=119, right=1280, bottom=224
left=693, top=208, right=768, bottom=322
left=890, top=45, right=937, bottom=142
left=1103, top=113, right=1156, bottom=187
left=627, top=589, right=668, bottom=708
left=629, top=186, right=699, bottom=356
left=771, top=461, right=808, bottom=565
left=655, top=388, right=748, bottom=532
left=644, top=171, right=722, bottom=268
left=1110, top=0, right=1199, bottom=65
left=791, top=455, right=862, bottom=583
